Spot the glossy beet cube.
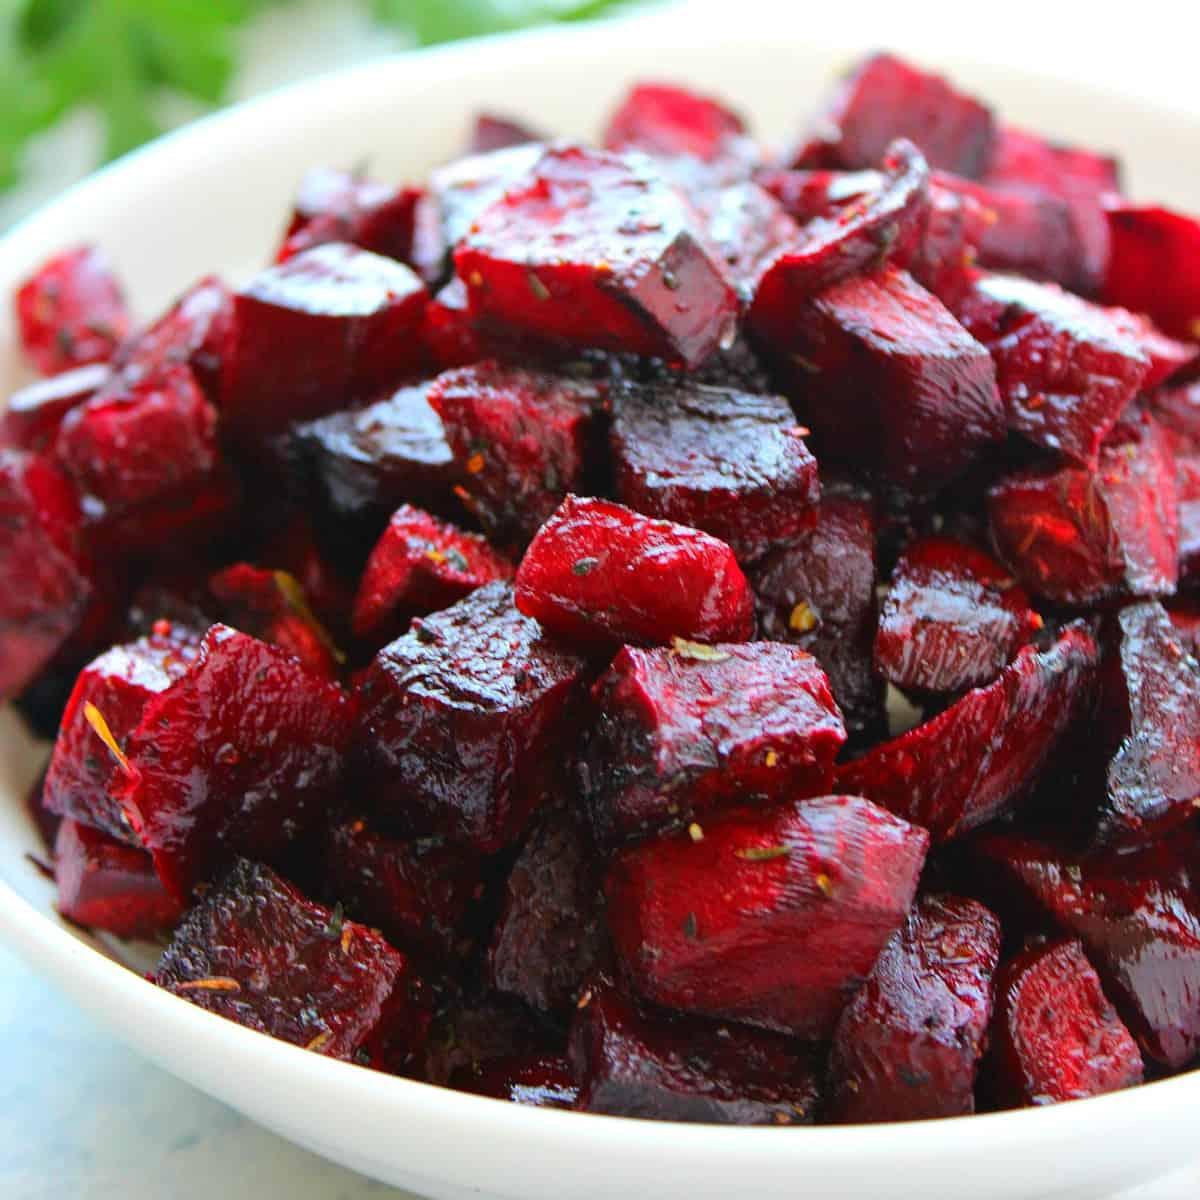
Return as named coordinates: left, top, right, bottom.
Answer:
left=988, top=414, right=1179, bottom=606
left=54, top=818, right=183, bottom=940
left=606, top=795, right=928, bottom=1037
left=352, top=504, right=513, bottom=646
left=988, top=938, right=1143, bottom=1108
left=515, top=496, right=754, bottom=647
left=790, top=53, right=995, bottom=177
left=420, top=989, right=556, bottom=1086
left=754, top=266, right=1003, bottom=501
left=875, top=536, right=1041, bottom=695
left=455, top=145, right=738, bottom=368
left=453, top=1054, right=578, bottom=1109
left=488, top=808, right=609, bottom=1012
left=15, top=246, right=131, bottom=375
left=43, top=623, right=201, bottom=842
left=839, top=624, right=1098, bottom=842
left=154, top=859, right=422, bottom=1063
left=693, top=182, right=801, bottom=302
left=570, top=982, right=823, bottom=1124
left=117, top=624, right=355, bottom=901
left=581, top=642, right=846, bottom=845
left=428, top=362, right=601, bottom=544
left=0, top=450, right=93, bottom=700
left=604, top=82, right=748, bottom=163
left=1, top=363, right=109, bottom=452
left=420, top=278, right=484, bottom=368
left=828, top=894, right=1001, bottom=1122
left=953, top=272, right=1195, bottom=466
left=354, top=582, right=591, bottom=853
left=222, top=242, right=428, bottom=438
left=609, top=380, right=819, bottom=562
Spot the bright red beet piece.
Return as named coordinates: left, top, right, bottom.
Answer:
left=988, top=938, right=1143, bottom=1108
left=828, top=894, right=1001, bottom=1122
left=154, top=859, right=424, bottom=1063
left=354, top=582, right=591, bottom=853
left=606, top=795, right=928, bottom=1037
left=420, top=278, right=484, bottom=367
left=1176, top=453, right=1200, bottom=581
left=222, top=242, right=428, bottom=438
left=1, top=363, right=109, bottom=452
left=43, top=623, right=201, bottom=842
left=15, top=246, right=131, bottom=375
left=455, top=145, right=738, bottom=368
left=117, top=624, right=355, bottom=901
left=428, top=362, right=601, bottom=544
left=693, top=182, right=801, bottom=302
left=609, top=380, right=819, bottom=562
left=790, top=53, right=995, bottom=177
left=514, top=495, right=754, bottom=647
left=55, top=818, right=183, bottom=939
left=875, top=536, right=1041, bottom=694
left=467, top=113, right=544, bottom=155
left=570, top=981, right=823, bottom=1124
left=580, top=642, right=846, bottom=845
left=604, top=82, right=748, bottom=163
left=988, top=414, right=1179, bottom=605
left=839, top=624, right=1098, bottom=843
left=454, top=1054, right=578, bottom=1109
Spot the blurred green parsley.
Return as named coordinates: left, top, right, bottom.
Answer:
left=0, top=0, right=641, bottom=193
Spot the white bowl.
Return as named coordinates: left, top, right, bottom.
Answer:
left=3, top=15, right=1199, bottom=1200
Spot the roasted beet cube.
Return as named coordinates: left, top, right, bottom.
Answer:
left=0, top=450, right=93, bottom=700
left=875, top=536, right=1041, bottom=695
left=1103, top=204, right=1200, bottom=342
left=609, top=380, right=819, bottom=562
left=581, top=642, right=845, bottom=844
left=1176, top=453, right=1200, bottom=581
left=953, top=273, right=1195, bottom=465
left=987, top=937, right=1143, bottom=1108
left=43, top=623, right=201, bottom=842
left=352, top=504, right=513, bottom=646
left=988, top=414, right=1179, bottom=606
left=117, top=624, right=355, bottom=900
left=570, top=982, right=823, bottom=1124
left=14, top=245, right=131, bottom=375
left=1, top=363, right=109, bottom=452
left=514, top=495, right=754, bottom=646
left=154, top=859, right=423, bottom=1063
left=428, top=362, right=601, bottom=544
left=606, top=795, right=928, bottom=1037
left=54, top=818, right=183, bottom=940
left=693, top=182, right=801, bottom=302
left=488, top=808, right=609, bottom=1011
left=354, top=582, right=591, bottom=853
left=828, top=894, right=1001, bottom=1122
left=455, top=145, right=738, bottom=368
left=221, top=242, right=428, bottom=438
left=604, top=82, right=748, bottom=163
left=454, top=1054, right=578, bottom=1109
left=419, top=278, right=484, bottom=368
left=840, top=624, right=1097, bottom=842
left=754, top=265, right=1003, bottom=500
left=790, top=53, right=995, bottom=177
left=420, top=989, right=556, bottom=1085
left=467, top=113, right=544, bottom=155
left=95, top=470, right=239, bottom=559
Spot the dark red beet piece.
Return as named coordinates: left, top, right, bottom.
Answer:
left=222, top=242, right=428, bottom=439
left=693, top=182, right=801, bottom=302
left=43, top=623, right=201, bottom=843
left=488, top=807, right=609, bottom=1012
left=604, top=82, right=748, bottom=162
left=93, top=470, right=239, bottom=559
left=456, top=145, right=738, bottom=368
left=580, top=642, right=845, bottom=845
left=875, top=536, right=1041, bottom=695
left=15, top=246, right=131, bottom=375
left=427, top=362, right=600, bottom=544
left=953, top=272, right=1195, bottom=466
left=352, top=504, right=513, bottom=646
left=988, top=414, right=1179, bottom=606
left=1, top=363, right=109, bottom=452
left=606, top=795, right=928, bottom=1037
left=988, top=937, right=1143, bottom=1108
left=570, top=981, right=823, bottom=1124
left=467, top=113, right=544, bottom=155
left=514, top=495, right=754, bottom=647
left=790, top=53, right=995, bottom=177
left=1103, top=204, right=1200, bottom=342
left=420, top=278, right=484, bottom=368
left=828, top=894, right=1001, bottom=1123
left=454, top=1054, right=578, bottom=1109
left=154, top=859, right=424, bottom=1063
left=839, top=624, right=1098, bottom=843
left=754, top=265, right=1003, bottom=501
left=354, top=582, right=591, bottom=853
left=117, top=624, right=355, bottom=901
left=55, top=818, right=183, bottom=940
left=25, top=769, right=60, bottom=852
left=609, top=380, right=818, bottom=562
left=420, top=989, right=556, bottom=1086
left=0, top=449, right=93, bottom=701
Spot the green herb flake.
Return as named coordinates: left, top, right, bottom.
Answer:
left=572, top=557, right=599, bottom=576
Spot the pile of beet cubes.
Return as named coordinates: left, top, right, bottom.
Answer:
left=7, top=52, right=1200, bottom=1123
